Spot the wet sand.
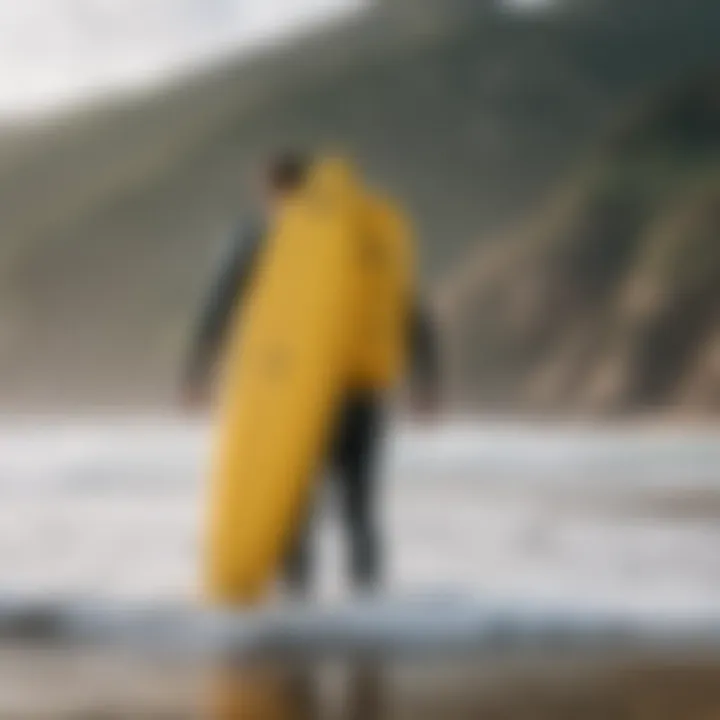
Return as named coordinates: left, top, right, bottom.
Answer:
left=3, top=648, right=720, bottom=718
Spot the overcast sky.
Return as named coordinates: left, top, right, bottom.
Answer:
left=0, top=0, right=363, bottom=117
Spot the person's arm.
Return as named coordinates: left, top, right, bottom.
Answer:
left=408, top=299, right=441, bottom=415
left=181, top=222, right=263, bottom=405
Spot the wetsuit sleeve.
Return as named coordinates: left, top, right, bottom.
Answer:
left=183, top=222, right=263, bottom=394
left=408, top=299, right=441, bottom=401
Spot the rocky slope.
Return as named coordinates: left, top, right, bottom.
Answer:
left=442, top=74, right=720, bottom=414
left=0, top=0, right=718, bottom=409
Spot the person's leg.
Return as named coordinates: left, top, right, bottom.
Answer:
left=282, top=514, right=312, bottom=597
left=333, top=394, right=384, bottom=592
left=282, top=486, right=319, bottom=597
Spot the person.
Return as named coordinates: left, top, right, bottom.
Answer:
left=181, top=152, right=440, bottom=594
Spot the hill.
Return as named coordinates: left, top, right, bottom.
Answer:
left=441, top=73, right=720, bottom=415
left=0, top=0, right=718, bottom=408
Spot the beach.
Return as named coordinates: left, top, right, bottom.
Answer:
left=0, top=419, right=719, bottom=717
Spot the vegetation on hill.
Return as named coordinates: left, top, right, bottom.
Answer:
left=0, top=0, right=718, bottom=410
left=442, top=74, right=720, bottom=414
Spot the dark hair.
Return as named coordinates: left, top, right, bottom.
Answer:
left=266, top=152, right=308, bottom=193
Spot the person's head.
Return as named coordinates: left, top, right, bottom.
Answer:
left=263, top=151, right=309, bottom=209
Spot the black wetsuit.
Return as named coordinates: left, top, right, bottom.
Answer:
left=185, top=219, right=439, bottom=592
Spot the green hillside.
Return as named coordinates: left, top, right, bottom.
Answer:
left=0, top=0, right=718, bottom=409
left=442, top=73, right=720, bottom=414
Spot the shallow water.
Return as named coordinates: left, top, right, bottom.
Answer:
left=0, top=420, right=719, bottom=717
left=0, top=420, right=719, bottom=611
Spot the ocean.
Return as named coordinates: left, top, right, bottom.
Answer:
left=1, top=418, right=720, bottom=716
left=1, top=418, right=719, bottom=610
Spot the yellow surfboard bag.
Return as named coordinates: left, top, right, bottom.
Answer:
left=348, top=194, right=414, bottom=391
left=204, top=159, right=412, bottom=605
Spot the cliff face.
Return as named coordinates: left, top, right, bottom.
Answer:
left=0, top=0, right=718, bottom=409
left=442, top=75, right=720, bottom=415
